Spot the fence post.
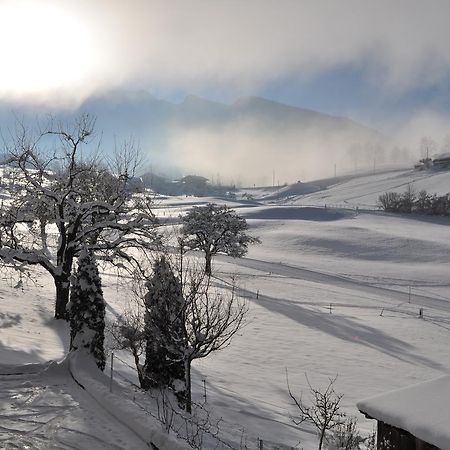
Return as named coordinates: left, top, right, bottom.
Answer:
left=329, top=303, right=332, bottom=314
left=256, top=289, right=259, bottom=299
left=110, top=352, right=114, bottom=393
left=202, top=379, right=207, bottom=403
left=258, top=438, right=263, bottom=450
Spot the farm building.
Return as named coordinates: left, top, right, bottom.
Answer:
left=357, top=376, right=450, bottom=449
left=432, top=153, right=450, bottom=169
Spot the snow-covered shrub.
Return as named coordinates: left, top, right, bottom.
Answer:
left=69, top=248, right=106, bottom=371
left=365, top=429, right=376, bottom=450
left=143, top=256, right=187, bottom=406
left=379, top=187, right=450, bottom=216
left=325, top=417, right=365, bottom=450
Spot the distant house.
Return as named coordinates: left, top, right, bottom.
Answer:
left=357, top=376, right=450, bottom=449
left=433, top=152, right=450, bottom=169
left=414, top=157, right=433, bottom=170
left=178, top=175, right=209, bottom=196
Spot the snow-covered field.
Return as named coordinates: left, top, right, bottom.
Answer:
left=1, top=167, right=450, bottom=449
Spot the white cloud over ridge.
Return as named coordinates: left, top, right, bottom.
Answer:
left=2, top=0, right=450, bottom=103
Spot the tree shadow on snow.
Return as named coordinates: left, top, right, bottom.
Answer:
left=0, top=341, right=46, bottom=366
left=190, top=366, right=304, bottom=446
left=239, top=287, right=446, bottom=372
left=37, top=307, right=70, bottom=354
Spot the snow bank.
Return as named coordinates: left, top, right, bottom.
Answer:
left=357, top=375, right=450, bottom=449
left=66, top=351, right=190, bottom=450
left=0, top=361, right=52, bottom=375
left=260, top=182, right=321, bottom=200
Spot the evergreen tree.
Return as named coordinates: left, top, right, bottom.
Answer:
left=69, top=248, right=106, bottom=371
left=143, top=256, right=187, bottom=407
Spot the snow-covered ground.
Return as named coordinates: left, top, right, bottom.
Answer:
left=1, top=167, right=450, bottom=449
left=285, top=168, right=450, bottom=208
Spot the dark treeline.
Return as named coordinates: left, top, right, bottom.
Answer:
left=378, top=186, right=450, bottom=216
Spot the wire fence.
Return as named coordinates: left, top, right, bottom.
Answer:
left=108, top=352, right=299, bottom=450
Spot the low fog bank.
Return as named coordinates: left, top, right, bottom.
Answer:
left=0, top=94, right=449, bottom=186
left=165, top=121, right=401, bottom=186
left=161, top=106, right=450, bottom=186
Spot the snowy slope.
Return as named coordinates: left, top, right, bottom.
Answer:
left=0, top=276, right=189, bottom=450
left=1, top=168, right=450, bottom=449
left=251, top=168, right=450, bottom=208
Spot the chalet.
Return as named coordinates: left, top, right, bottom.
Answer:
left=432, top=153, right=450, bottom=169
left=414, top=157, right=433, bottom=170
left=357, top=376, right=450, bottom=449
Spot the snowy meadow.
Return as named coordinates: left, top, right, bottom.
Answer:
left=1, top=167, right=450, bottom=449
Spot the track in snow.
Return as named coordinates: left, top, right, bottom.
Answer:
left=218, top=255, right=450, bottom=313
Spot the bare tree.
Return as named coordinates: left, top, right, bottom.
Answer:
left=287, top=373, right=345, bottom=450
left=109, top=304, right=147, bottom=387
left=182, top=267, right=247, bottom=413
left=109, top=244, right=248, bottom=414
left=400, top=184, right=416, bottom=213
left=0, top=115, right=158, bottom=319
left=180, top=203, right=260, bottom=276
left=419, top=136, right=437, bottom=159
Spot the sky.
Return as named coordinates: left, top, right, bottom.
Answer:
left=1, top=0, right=450, bottom=181
left=1, top=1, right=450, bottom=115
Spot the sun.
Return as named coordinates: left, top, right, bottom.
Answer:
left=0, top=1, right=98, bottom=102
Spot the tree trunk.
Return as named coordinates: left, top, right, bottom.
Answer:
left=205, top=252, right=212, bottom=276
left=186, top=359, right=192, bottom=414
left=54, top=276, right=70, bottom=320
left=133, top=348, right=145, bottom=388
left=318, top=427, right=326, bottom=450
left=40, top=220, right=48, bottom=252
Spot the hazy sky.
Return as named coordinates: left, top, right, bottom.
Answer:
left=2, top=0, right=450, bottom=183
left=1, top=0, right=450, bottom=121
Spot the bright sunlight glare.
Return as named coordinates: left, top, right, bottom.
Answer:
left=0, top=1, right=98, bottom=102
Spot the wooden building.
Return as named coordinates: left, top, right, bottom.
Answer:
left=433, top=152, right=450, bottom=169
left=357, top=376, right=450, bottom=450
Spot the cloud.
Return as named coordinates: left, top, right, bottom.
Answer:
left=2, top=0, right=450, bottom=104
left=164, top=119, right=393, bottom=185
left=390, top=110, right=450, bottom=154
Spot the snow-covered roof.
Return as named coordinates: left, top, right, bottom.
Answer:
left=357, top=375, right=450, bottom=449
left=433, top=152, right=450, bottom=161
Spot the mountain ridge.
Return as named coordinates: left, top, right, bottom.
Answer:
left=0, top=91, right=389, bottom=182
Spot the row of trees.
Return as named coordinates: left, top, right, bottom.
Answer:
left=378, top=186, right=450, bottom=216
left=66, top=216, right=250, bottom=413
left=0, top=117, right=257, bottom=418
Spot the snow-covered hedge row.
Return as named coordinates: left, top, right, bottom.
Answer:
left=66, top=351, right=190, bottom=450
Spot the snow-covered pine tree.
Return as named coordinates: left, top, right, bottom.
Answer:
left=143, top=256, right=187, bottom=407
left=69, top=248, right=106, bottom=371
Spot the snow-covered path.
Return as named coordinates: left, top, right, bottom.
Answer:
left=0, top=365, right=149, bottom=450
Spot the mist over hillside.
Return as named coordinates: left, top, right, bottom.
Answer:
left=0, top=91, right=396, bottom=184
